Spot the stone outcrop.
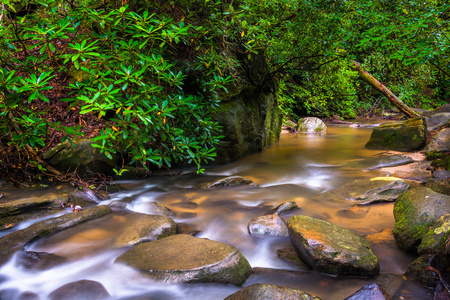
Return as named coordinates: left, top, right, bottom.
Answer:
left=113, top=212, right=176, bottom=247
left=314, top=177, right=409, bottom=205
left=393, top=187, right=450, bottom=253
left=247, top=214, right=288, bottom=237
left=287, top=215, right=379, bottom=277
left=224, top=283, right=321, bottom=300
left=297, top=117, right=326, bottom=134
left=115, top=234, right=252, bottom=285
left=365, top=117, right=427, bottom=151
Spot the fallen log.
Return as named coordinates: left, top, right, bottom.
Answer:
left=351, top=61, right=420, bottom=118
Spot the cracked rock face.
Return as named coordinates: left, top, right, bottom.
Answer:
left=115, top=234, right=252, bottom=285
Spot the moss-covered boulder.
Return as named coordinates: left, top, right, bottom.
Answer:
left=342, top=155, right=414, bottom=170
left=113, top=212, right=176, bottom=247
left=393, top=187, right=450, bottom=253
left=115, top=234, right=252, bottom=285
left=247, top=214, right=288, bottom=237
left=424, top=128, right=450, bottom=153
left=417, top=214, right=450, bottom=255
left=297, top=117, right=326, bottom=134
left=314, top=177, right=409, bottom=205
left=224, top=283, right=321, bottom=300
left=365, top=117, right=427, bottom=151
left=43, top=138, right=121, bottom=177
left=204, top=176, right=256, bottom=189
left=0, top=205, right=111, bottom=266
left=287, top=215, right=379, bottom=277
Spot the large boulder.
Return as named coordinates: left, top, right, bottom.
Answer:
left=424, top=128, right=450, bottom=152
left=115, top=234, right=252, bottom=285
left=287, top=215, right=379, bottom=277
left=113, top=212, right=176, bottom=247
left=0, top=205, right=111, bottom=266
left=212, top=51, right=282, bottom=165
left=224, top=283, right=321, bottom=300
left=393, top=187, right=450, bottom=253
left=365, top=117, right=427, bottom=151
left=297, top=117, right=326, bottom=134
left=247, top=214, right=288, bottom=237
left=314, top=177, right=409, bottom=205
left=43, top=138, right=122, bottom=177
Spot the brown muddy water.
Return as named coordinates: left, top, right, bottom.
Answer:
left=0, top=125, right=433, bottom=299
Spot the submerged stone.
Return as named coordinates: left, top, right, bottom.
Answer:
left=224, top=283, right=321, bottom=300
left=268, top=201, right=299, bottom=215
left=393, top=187, right=450, bottom=253
left=113, top=212, right=176, bottom=247
left=314, top=177, right=409, bottom=205
left=287, top=215, right=379, bottom=277
left=205, top=176, right=256, bottom=189
left=115, top=234, right=252, bottom=285
left=276, top=248, right=310, bottom=269
left=247, top=214, right=288, bottom=237
left=343, top=155, right=414, bottom=170
left=365, top=117, right=427, bottom=151
left=17, top=251, right=67, bottom=271
left=0, top=205, right=111, bottom=266
left=343, top=283, right=391, bottom=300
left=48, top=279, right=110, bottom=300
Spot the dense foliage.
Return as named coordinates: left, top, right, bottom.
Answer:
left=0, top=0, right=449, bottom=182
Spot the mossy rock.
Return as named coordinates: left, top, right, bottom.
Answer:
left=287, top=215, right=379, bottom=277
left=393, top=187, right=450, bottom=253
left=297, top=117, right=326, bottom=134
left=418, top=214, right=450, bottom=255
left=365, top=117, right=427, bottom=151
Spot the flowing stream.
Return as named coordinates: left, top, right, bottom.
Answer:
left=0, top=125, right=432, bottom=299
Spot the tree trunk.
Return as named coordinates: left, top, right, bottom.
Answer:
left=351, top=61, right=420, bottom=118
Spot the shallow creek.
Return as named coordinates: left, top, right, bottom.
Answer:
left=0, top=125, right=432, bottom=299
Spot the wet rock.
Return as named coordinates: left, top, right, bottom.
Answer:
left=17, top=251, right=67, bottom=270
left=43, top=138, right=121, bottom=177
left=19, top=291, right=40, bottom=300
left=224, top=283, right=321, bottom=300
left=405, top=254, right=443, bottom=288
left=0, top=192, right=69, bottom=217
left=176, top=223, right=199, bottom=236
left=425, top=113, right=450, bottom=131
left=205, top=176, right=256, bottom=189
left=374, top=274, right=405, bottom=299
left=393, top=187, right=450, bottom=253
left=378, top=161, right=432, bottom=183
left=315, top=177, right=409, bottom=205
left=343, top=283, right=391, bottom=300
left=268, top=201, right=299, bottom=215
left=115, top=234, right=252, bottom=285
left=0, top=205, right=111, bottom=266
left=48, top=279, right=110, bottom=300
left=113, top=212, right=176, bottom=247
left=365, top=117, right=427, bottom=151
left=287, top=215, right=379, bottom=277
left=342, top=155, right=414, bottom=170
left=418, top=214, right=450, bottom=255
left=297, top=117, right=326, bottom=134
left=145, top=202, right=174, bottom=217
left=425, top=128, right=450, bottom=152
left=71, top=189, right=101, bottom=207
left=337, top=205, right=370, bottom=219
left=248, top=214, right=288, bottom=237
left=276, top=248, right=310, bottom=269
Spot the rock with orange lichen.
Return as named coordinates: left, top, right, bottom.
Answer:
left=287, top=215, right=379, bottom=277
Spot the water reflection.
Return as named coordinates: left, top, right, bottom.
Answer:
left=0, top=126, right=432, bottom=299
